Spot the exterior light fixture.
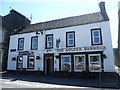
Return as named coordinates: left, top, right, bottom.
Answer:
left=40, top=31, right=43, bottom=35
left=36, top=56, right=41, bottom=60
left=35, top=30, right=40, bottom=35
left=12, top=57, right=16, bottom=61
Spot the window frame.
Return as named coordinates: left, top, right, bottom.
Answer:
left=61, top=55, right=71, bottom=71
left=27, top=56, right=35, bottom=69
left=66, top=31, right=75, bottom=47
left=91, top=28, right=102, bottom=45
left=31, top=36, right=38, bottom=50
left=74, top=54, right=86, bottom=72
left=46, top=34, right=53, bottom=49
left=16, top=56, right=23, bottom=69
left=18, top=38, right=24, bottom=50
left=88, top=54, right=101, bottom=72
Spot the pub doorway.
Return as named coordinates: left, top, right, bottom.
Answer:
left=44, top=54, right=54, bottom=75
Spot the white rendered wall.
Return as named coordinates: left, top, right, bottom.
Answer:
left=7, top=21, right=115, bottom=72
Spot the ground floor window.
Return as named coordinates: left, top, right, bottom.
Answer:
left=60, top=52, right=102, bottom=72
left=74, top=55, right=86, bottom=71
left=61, top=55, right=71, bottom=71
left=0, top=52, right=1, bottom=63
left=17, top=56, right=23, bottom=69
left=89, top=54, right=101, bottom=71
left=28, top=56, right=34, bottom=69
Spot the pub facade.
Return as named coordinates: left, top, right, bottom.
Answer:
left=7, top=2, right=115, bottom=73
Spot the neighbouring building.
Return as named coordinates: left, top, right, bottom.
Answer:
left=1, top=9, right=31, bottom=70
left=7, top=2, right=115, bottom=74
left=0, top=15, right=3, bottom=70
left=118, top=1, right=120, bottom=68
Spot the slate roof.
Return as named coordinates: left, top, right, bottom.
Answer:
left=16, top=12, right=108, bottom=34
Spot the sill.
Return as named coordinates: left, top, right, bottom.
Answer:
left=45, top=47, right=53, bottom=49
left=66, top=45, right=75, bottom=47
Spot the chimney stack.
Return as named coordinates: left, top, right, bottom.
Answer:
left=99, top=2, right=109, bottom=21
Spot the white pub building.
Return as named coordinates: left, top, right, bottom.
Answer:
left=7, top=2, right=115, bottom=74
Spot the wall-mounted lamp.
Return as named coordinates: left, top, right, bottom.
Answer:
left=40, top=31, right=43, bottom=35
left=12, top=57, right=16, bottom=61
left=36, top=56, right=41, bottom=60
left=35, top=30, right=40, bottom=35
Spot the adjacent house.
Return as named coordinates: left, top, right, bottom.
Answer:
left=7, top=2, right=115, bottom=74
left=118, top=2, right=120, bottom=68
left=1, top=9, right=31, bottom=70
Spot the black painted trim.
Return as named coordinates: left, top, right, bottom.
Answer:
left=45, top=34, right=53, bottom=49
left=31, top=36, right=38, bottom=50
left=91, top=28, right=103, bottom=46
left=66, top=31, right=75, bottom=47
left=18, top=38, right=24, bottom=50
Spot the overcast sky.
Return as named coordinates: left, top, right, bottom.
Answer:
left=1, top=0, right=119, bottom=48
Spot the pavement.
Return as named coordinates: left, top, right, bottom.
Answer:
left=1, top=71, right=120, bottom=89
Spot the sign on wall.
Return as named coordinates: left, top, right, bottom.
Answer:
left=55, top=46, right=106, bottom=52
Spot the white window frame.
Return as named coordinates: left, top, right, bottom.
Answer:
left=18, top=38, right=24, bottom=50
left=47, top=35, right=53, bottom=48
left=89, top=54, right=101, bottom=72
left=92, top=30, right=101, bottom=44
left=28, top=56, right=34, bottom=69
left=61, top=55, right=71, bottom=71
left=17, top=56, right=23, bottom=69
left=74, top=54, right=86, bottom=72
left=67, top=32, right=74, bottom=46
left=31, top=36, right=38, bottom=49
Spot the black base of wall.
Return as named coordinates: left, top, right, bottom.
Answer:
left=6, top=70, right=119, bottom=78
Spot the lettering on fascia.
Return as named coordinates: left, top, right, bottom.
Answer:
left=55, top=46, right=106, bottom=52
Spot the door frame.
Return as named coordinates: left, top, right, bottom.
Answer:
left=44, top=53, right=54, bottom=75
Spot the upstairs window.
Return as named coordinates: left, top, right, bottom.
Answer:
left=66, top=31, right=75, bottom=47
left=46, top=34, right=53, bottom=49
left=91, top=29, right=102, bottom=45
left=18, top=38, right=24, bottom=50
left=31, top=36, right=38, bottom=50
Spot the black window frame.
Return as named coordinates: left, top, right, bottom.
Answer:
left=66, top=31, right=75, bottom=47
left=45, top=34, right=53, bottom=49
left=31, top=36, right=38, bottom=50
left=27, top=56, right=35, bottom=69
left=18, top=38, right=24, bottom=50
left=91, top=28, right=103, bottom=45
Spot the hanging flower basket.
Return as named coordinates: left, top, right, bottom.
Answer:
left=55, top=55, right=60, bottom=59
left=12, top=57, right=16, bottom=61
left=36, top=56, right=40, bottom=60
left=103, top=54, right=107, bottom=59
